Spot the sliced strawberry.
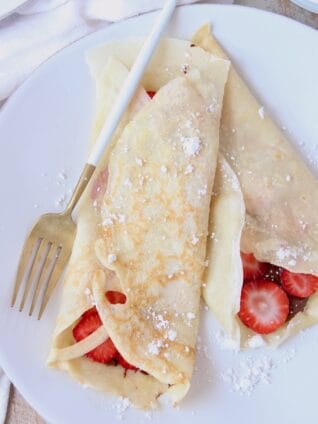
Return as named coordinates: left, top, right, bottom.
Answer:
left=116, top=352, right=138, bottom=371
left=86, top=338, right=117, bottom=363
left=238, top=280, right=289, bottom=334
left=281, top=270, right=318, bottom=298
left=73, top=310, right=102, bottom=340
left=81, top=306, right=97, bottom=319
left=73, top=310, right=117, bottom=364
left=82, top=291, right=126, bottom=318
left=106, top=290, right=126, bottom=304
left=147, top=91, right=156, bottom=99
left=241, top=252, right=269, bottom=281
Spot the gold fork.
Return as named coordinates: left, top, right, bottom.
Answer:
left=11, top=165, right=95, bottom=319
left=10, top=0, right=177, bottom=319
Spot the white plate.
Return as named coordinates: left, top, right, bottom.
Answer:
left=0, top=4, right=318, bottom=424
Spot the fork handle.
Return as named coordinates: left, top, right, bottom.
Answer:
left=64, top=163, right=96, bottom=214
left=86, top=0, right=177, bottom=166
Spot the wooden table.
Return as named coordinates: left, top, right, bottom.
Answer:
left=5, top=1, right=317, bottom=423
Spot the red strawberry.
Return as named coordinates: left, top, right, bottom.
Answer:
left=106, top=291, right=126, bottom=304
left=82, top=291, right=126, bottom=318
left=81, top=306, right=97, bottom=319
left=147, top=91, right=156, bottom=99
left=281, top=270, right=318, bottom=298
left=116, top=353, right=138, bottom=371
left=86, top=338, right=118, bottom=363
left=73, top=310, right=117, bottom=364
left=241, top=252, right=269, bottom=281
left=238, top=280, right=289, bottom=334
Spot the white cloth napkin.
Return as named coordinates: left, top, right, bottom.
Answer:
left=0, top=0, right=233, bottom=421
left=0, top=0, right=234, bottom=103
left=0, top=0, right=199, bottom=102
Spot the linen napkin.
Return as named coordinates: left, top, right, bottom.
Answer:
left=0, top=0, right=233, bottom=421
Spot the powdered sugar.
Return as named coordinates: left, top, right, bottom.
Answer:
left=214, top=329, right=239, bottom=351
left=191, top=235, right=199, bottom=245
left=246, top=335, right=265, bottom=349
left=221, top=355, right=274, bottom=395
left=108, top=253, right=117, bottom=264
left=288, top=259, right=296, bottom=267
left=180, top=135, right=201, bottom=157
left=103, top=217, right=113, bottom=226
left=111, top=397, right=131, bottom=421
left=166, top=329, right=177, bottom=341
left=123, top=177, right=132, bottom=188
left=184, top=164, right=194, bottom=175
left=154, top=314, right=169, bottom=330
left=103, top=213, right=126, bottom=226
left=135, top=157, right=144, bottom=166
left=147, top=340, right=163, bottom=355
left=276, top=247, right=298, bottom=262
left=206, top=97, right=218, bottom=114
left=55, top=194, right=66, bottom=207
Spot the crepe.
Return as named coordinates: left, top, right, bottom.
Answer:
left=193, top=24, right=318, bottom=347
left=47, top=58, right=166, bottom=409
left=48, top=39, right=229, bottom=407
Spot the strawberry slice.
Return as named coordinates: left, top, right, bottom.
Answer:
left=86, top=338, right=118, bottom=363
left=73, top=310, right=117, bottom=364
left=106, top=290, right=126, bottom=304
left=281, top=270, right=318, bottom=298
left=147, top=91, right=156, bottom=99
left=81, top=306, right=97, bottom=319
left=82, top=291, right=126, bottom=318
left=241, top=252, right=269, bottom=281
left=238, top=280, right=289, bottom=334
left=116, top=352, right=138, bottom=371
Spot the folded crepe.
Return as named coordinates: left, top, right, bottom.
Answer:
left=193, top=25, right=318, bottom=347
left=48, top=39, right=229, bottom=408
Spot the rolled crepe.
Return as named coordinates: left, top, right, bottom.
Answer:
left=48, top=39, right=229, bottom=407
left=47, top=58, right=165, bottom=409
left=193, top=25, right=318, bottom=347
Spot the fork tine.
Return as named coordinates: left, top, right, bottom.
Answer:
left=19, top=238, right=48, bottom=312
left=11, top=236, right=39, bottom=307
left=28, top=242, right=56, bottom=316
left=38, top=248, right=69, bottom=320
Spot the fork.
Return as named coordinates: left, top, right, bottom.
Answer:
left=11, top=0, right=177, bottom=319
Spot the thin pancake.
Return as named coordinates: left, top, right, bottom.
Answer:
left=94, top=70, right=228, bottom=395
left=48, top=57, right=167, bottom=409
left=193, top=24, right=318, bottom=347
left=49, top=44, right=229, bottom=405
left=192, top=24, right=318, bottom=275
